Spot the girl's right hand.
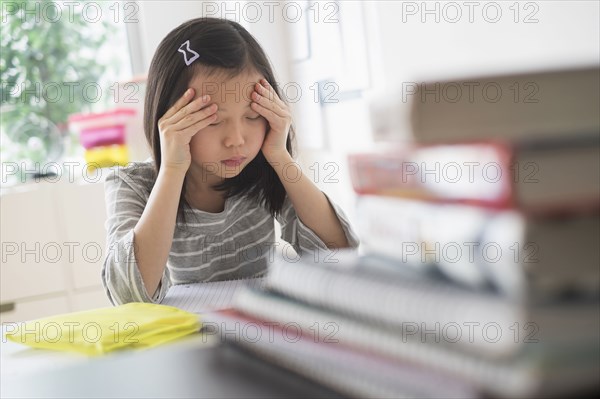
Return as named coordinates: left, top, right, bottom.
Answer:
left=157, top=88, right=218, bottom=173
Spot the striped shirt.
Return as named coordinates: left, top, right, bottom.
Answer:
left=101, top=160, right=360, bottom=305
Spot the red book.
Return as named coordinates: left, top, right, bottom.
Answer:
left=348, top=136, right=600, bottom=215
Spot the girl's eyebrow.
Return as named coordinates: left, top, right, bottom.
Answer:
left=217, top=103, right=253, bottom=113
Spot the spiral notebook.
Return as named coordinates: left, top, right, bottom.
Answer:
left=160, top=277, right=267, bottom=314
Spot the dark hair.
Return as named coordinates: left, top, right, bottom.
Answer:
left=143, top=17, right=296, bottom=224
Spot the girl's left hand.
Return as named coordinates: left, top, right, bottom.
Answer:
left=251, top=79, right=292, bottom=162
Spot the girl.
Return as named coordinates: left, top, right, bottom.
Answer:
left=102, top=17, right=360, bottom=305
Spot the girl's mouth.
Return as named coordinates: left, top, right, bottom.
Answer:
left=221, top=157, right=246, bottom=167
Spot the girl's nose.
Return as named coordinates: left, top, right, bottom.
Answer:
left=223, top=126, right=245, bottom=148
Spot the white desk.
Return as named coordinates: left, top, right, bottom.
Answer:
left=1, top=326, right=341, bottom=398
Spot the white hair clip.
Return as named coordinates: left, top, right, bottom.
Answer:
left=178, top=40, right=200, bottom=66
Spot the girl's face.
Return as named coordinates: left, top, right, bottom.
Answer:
left=187, top=71, right=268, bottom=182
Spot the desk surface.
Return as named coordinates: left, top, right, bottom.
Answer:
left=1, top=329, right=342, bottom=398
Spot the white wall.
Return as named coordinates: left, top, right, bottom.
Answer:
left=375, top=0, right=599, bottom=82
left=131, top=0, right=291, bottom=83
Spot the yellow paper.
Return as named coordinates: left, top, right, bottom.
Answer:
left=4, top=303, right=201, bottom=356
left=85, top=144, right=129, bottom=170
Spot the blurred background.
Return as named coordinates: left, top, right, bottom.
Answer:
left=1, top=0, right=598, bottom=321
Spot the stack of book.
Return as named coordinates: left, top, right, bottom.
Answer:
left=204, top=66, right=600, bottom=398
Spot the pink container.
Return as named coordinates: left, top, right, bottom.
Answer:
left=69, top=108, right=136, bottom=150
left=79, top=126, right=126, bottom=149
left=68, top=108, right=136, bottom=132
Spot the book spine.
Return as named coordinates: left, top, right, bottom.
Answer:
left=408, top=67, right=600, bottom=143
left=355, top=194, right=530, bottom=293
left=348, top=142, right=514, bottom=208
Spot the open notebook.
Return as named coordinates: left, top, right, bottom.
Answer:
left=160, top=278, right=267, bottom=314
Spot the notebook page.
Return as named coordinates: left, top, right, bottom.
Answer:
left=161, top=278, right=267, bottom=314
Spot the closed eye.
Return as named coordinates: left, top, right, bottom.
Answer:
left=210, top=116, right=262, bottom=126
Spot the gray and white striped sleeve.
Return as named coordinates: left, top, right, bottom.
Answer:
left=277, top=191, right=360, bottom=257
left=101, top=169, right=171, bottom=305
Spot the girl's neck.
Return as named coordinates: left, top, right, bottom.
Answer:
left=185, top=164, right=224, bottom=193
left=184, top=168, right=226, bottom=213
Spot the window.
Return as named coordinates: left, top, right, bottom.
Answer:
left=1, top=0, right=132, bottom=185
left=288, top=0, right=373, bottom=151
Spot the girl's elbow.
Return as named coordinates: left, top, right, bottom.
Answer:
left=326, top=237, right=350, bottom=250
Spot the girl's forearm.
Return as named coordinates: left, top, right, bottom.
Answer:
left=268, top=152, right=349, bottom=249
left=132, top=167, right=186, bottom=297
